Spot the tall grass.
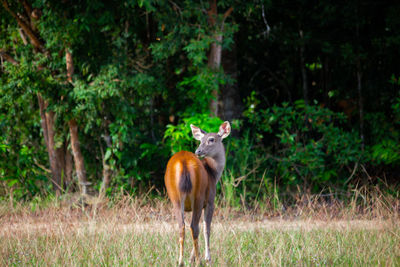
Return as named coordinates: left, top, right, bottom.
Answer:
left=0, top=190, right=399, bottom=266
left=1, top=220, right=399, bottom=266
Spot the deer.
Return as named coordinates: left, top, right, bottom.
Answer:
left=164, top=121, right=231, bottom=266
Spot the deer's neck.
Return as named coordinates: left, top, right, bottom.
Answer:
left=210, top=147, right=226, bottom=180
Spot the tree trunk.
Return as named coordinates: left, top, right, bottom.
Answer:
left=208, top=36, right=222, bottom=116
left=323, top=56, right=331, bottom=108
left=66, top=49, right=89, bottom=194
left=299, top=30, right=309, bottom=105
left=4, top=1, right=72, bottom=195
left=0, top=49, right=20, bottom=65
left=207, top=0, right=233, bottom=116
left=68, top=119, right=88, bottom=194
left=4, top=2, right=66, bottom=194
left=99, top=158, right=111, bottom=199
left=219, top=41, right=242, bottom=122
left=1, top=0, right=44, bottom=52
left=64, top=145, right=73, bottom=190
left=37, top=94, right=62, bottom=195
left=357, top=62, right=364, bottom=151
left=55, top=142, right=73, bottom=191
left=99, top=130, right=112, bottom=198
left=355, top=6, right=364, bottom=151
left=207, top=0, right=221, bottom=117
left=66, top=49, right=74, bottom=82
left=56, top=144, right=65, bottom=189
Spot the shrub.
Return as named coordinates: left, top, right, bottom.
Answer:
left=244, top=98, right=363, bottom=191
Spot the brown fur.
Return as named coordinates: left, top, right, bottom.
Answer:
left=164, top=151, right=218, bottom=265
left=165, top=121, right=230, bottom=266
left=164, top=151, right=210, bottom=212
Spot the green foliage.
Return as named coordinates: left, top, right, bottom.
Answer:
left=151, top=0, right=237, bottom=116
left=164, top=114, right=224, bottom=154
left=1, top=0, right=400, bottom=202
left=365, top=112, right=400, bottom=165
left=245, top=99, right=362, bottom=189
left=0, top=140, right=49, bottom=199
left=370, top=139, right=400, bottom=165
left=0, top=58, right=49, bottom=199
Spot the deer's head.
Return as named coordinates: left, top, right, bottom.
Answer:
left=190, top=121, right=231, bottom=158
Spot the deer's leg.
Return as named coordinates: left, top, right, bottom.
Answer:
left=174, top=200, right=185, bottom=267
left=189, top=200, right=202, bottom=265
left=203, top=200, right=214, bottom=265
left=203, top=186, right=216, bottom=265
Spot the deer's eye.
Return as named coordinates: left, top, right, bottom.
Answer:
left=208, top=138, right=214, bottom=143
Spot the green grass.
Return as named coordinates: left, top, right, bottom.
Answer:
left=1, top=192, right=399, bottom=267
left=1, top=219, right=399, bottom=266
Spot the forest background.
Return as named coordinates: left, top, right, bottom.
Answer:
left=1, top=0, right=399, bottom=207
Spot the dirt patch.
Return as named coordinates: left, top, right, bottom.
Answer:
left=1, top=218, right=396, bottom=238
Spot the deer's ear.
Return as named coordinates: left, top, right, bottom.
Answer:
left=190, top=124, right=205, bottom=141
left=218, top=121, right=231, bottom=139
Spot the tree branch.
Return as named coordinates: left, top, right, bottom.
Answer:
left=18, top=28, right=28, bottom=45
left=207, top=0, right=217, bottom=26
left=0, top=49, right=19, bottom=65
left=168, top=0, right=182, bottom=16
left=18, top=0, right=32, bottom=20
left=261, top=3, right=271, bottom=38
left=222, top=7, right=233, bottom=21
left=66, top=49, right=74, bottom=83
left=37, top=94, right=49, bottom=148
left=2, top=0, right=44, bottom=51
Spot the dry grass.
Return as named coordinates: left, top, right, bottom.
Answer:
left=0, top=193, right=399, bottom=266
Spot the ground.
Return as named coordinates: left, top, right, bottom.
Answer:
left=0, top=198, right=399, bottom=266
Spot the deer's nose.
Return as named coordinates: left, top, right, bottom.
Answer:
left=195, top=149, right=203, bottom=156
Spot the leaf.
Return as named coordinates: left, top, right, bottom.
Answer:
left=104, top=149, right=112, bottom=161
left=8, top=179, right=18, bottom=187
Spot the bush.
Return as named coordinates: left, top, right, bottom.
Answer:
left=164, top=113, right=224, bottom=154
left=244, top=98, right=363, bottom=191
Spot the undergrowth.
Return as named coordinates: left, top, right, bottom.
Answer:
left=0, top=188, right=399, bottom=266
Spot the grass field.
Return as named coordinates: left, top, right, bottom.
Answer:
left=0, top=197, right=399, bottom=266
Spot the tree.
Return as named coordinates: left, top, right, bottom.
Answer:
left=1, top=0, right=400, bottom=201
left=1, top=0, right=74, bottom=194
